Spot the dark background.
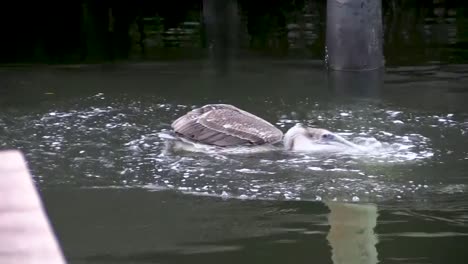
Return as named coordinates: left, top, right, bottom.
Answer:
left=0, top=0, right=466, bottom=66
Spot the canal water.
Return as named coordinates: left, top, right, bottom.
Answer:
left=1, top=59, right=467, bottom=263
left=1, top=2, right=468, bottom=262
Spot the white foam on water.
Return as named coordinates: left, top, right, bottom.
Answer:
left=1, top=96, right=464, bottom=204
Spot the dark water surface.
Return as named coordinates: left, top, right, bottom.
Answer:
left=1, top=61, right=468, bottom=263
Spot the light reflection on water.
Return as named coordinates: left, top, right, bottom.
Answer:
left=1, top=91, right=466, bottom=204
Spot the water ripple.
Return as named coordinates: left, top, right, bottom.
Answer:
left=0, top=93, right=466, bottom=204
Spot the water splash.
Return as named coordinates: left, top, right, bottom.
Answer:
left=0, top=93, right=464, bottom=203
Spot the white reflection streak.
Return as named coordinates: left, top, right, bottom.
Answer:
left=326, top=202, right=379, bottom=264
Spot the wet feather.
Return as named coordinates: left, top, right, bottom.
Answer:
left=171, top=104, right=283, bottom=147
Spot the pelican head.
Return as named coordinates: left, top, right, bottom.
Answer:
left=284, top=124, right=361, bottom=152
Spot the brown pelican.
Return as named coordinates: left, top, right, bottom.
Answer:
left=165, top=104, right=362, bottom=153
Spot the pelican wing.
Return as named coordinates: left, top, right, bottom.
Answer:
left=171, top=104, right=283, bottom=147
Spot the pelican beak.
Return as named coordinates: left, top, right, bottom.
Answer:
left=330, top=134, right=362, bottom=150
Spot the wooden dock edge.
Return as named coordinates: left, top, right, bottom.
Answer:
left=0, top=150, right=66, bottom=264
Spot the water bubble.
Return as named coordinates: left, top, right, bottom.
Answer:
left=239, top=195, right=248, bottom=200
left=0, top=96, right=449, bottom=204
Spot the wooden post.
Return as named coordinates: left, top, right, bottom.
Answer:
left=326, top=0, right=384, bottom=71
left=202, top=0, right=239, bottom=74
left=0, top=150, right=66, bottom=264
